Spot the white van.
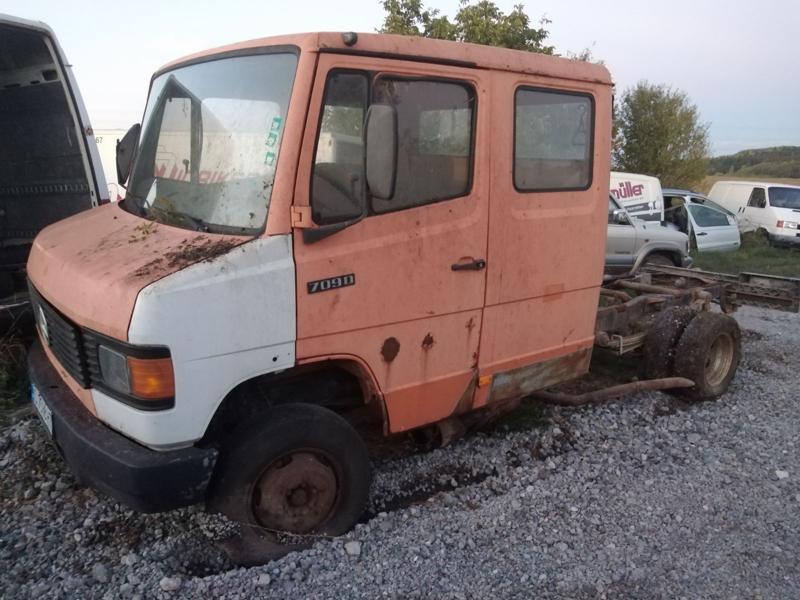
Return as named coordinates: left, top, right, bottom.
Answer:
left=708, top=181, right=800, bottom=246
left=610, top=171, right=663, bottom=221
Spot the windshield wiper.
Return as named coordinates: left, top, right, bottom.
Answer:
left=147, top=204, right=211, bottom=233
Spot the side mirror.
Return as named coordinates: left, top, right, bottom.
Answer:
left=612, top=208, right=629, bottom=225
left=116, top=123, right=141, bottom=186
left=364, top=104, right=397, bottom=200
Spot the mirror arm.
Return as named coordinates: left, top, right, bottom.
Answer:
left=303, top=214, right=365, bottom=244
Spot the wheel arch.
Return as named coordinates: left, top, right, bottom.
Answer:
left=199, top=354, right=387, bottom=446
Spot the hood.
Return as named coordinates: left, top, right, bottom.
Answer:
left=27, top=203, right=248, bottom=340
left=635, top=220, right=688, bottom=244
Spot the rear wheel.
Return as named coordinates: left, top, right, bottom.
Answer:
left=672, top=311, right=741, bottom=401
left=756, top=228, right=773, bottom=246
left=641, top=306, right=697, bottom=380
left=208, top=403, right=371, bottom=537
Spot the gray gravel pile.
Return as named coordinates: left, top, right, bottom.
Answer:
left=1, top=306, right=799, bottom=599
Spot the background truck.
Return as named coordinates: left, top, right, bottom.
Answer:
left=24, top=32, right=800, bottom=559
left=610, top=171, right=664, bottom=222
left=0, top=14, right=107, bottom=321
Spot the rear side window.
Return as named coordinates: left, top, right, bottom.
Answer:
left=514, top=88, right=593, bottom=191
left=310, top=72, right=475, bottom=223
left=747, top=187, right=766, bottom=208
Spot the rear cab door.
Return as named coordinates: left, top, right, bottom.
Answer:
left=476, top=69, right=612, bottom=405
left=292, top=53, right=490, bottom=433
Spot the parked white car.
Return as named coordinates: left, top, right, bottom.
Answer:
left=610, top=171, right=664, bottom=222
left=708, top=181, right=800, bottom=246
left=662, top=189, right=741, bottom=252
left=606, top=195, right=692, bottom=273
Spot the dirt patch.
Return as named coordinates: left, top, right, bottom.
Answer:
left=132, top=236, right=239, bottom=279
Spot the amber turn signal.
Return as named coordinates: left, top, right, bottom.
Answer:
left=127, top=356, right=175, bottom=400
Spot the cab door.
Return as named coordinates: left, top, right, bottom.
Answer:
left=292, top=54, right=490, bottom=433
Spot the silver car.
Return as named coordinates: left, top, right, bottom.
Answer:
left=663, top=189, right=741, bottom=252
left=606, top=195, right=692, bottom=273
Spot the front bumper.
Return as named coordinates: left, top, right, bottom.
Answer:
left=27, top=341, right=217, bottom=513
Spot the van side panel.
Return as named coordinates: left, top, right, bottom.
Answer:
left=478, top=71, right=612, bottom=396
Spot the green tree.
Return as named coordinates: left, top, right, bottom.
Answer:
left=379, top=0, right=554, bottom=54
left=613, top=82, right=710, bottom=189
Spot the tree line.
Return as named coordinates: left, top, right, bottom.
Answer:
left=708, top=147, right=800, bottom=178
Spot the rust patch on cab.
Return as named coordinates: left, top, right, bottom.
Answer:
left=381, top=337, right=400, bottom=362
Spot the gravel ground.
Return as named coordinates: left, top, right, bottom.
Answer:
left=1, top=305, right=799, bottom=599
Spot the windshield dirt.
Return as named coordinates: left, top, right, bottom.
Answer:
left=768, top=186, right=800, bottom=210
left=123, top=52, right=297, bottom=234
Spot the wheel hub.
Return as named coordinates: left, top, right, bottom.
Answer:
left=705, top=332, right=734, bottom=388
left=253, top=452, right=338, bottom=533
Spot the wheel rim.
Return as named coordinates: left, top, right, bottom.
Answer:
left=705, top=332, right=734, bottom=388
left=252, top=451, right=340, bottom=533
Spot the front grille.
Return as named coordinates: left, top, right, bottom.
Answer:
left=29, top=284, right=92, bottom=388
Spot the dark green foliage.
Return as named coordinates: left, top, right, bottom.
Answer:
left=613, top=81, right=710, bottom=190
left=379, top=0, right=554, bottom=54
left=708, top=146, right=800, bottom=178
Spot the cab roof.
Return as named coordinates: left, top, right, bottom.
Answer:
left=158, top=31, right=612, bottom=86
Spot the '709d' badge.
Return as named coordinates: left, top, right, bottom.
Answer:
left=307, top=274, right=355, bottom=294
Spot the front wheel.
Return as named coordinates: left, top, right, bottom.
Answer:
left=642, top=253, right=675, bottom=267
left=672, top=311, right=741, bottom=401
left=207, top=403, right=371, bottom=537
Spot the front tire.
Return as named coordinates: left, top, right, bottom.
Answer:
left=642, top=253, right=675, bottom=267
left=672, top=312, right=741, bottom=401
left=207, top=403, right=371, bottom=537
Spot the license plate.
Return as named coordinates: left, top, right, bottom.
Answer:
left=31, top=383, right=53, bottom=436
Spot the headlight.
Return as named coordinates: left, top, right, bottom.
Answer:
left=97, top=344, right=175, bottom=407
left=777, top=220, right=798, bottom=229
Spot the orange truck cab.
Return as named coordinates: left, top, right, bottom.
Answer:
left=27, top=32, right=612, bottom=537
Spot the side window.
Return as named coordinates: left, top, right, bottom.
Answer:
left=689, top=204, right=731, bottom=228
left=514, top=88, right=593, bottom=191
left=747, top=187, right=766, bottom=208
left=371, top=78, right=475, bottom=214
left=311, top=71, right=368, bottom=224
left=155, top=97, right=192, bottom=181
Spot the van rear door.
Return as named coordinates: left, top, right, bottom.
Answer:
left=0, top=15, right=106, bottom=311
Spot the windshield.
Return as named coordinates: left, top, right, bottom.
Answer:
left=768, top=187, right=800, bottom=210
left=124, top=52, right=298, bottom=234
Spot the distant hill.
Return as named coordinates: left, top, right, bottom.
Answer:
left=708, top=146, right=800, bottom=178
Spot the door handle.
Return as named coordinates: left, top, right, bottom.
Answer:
left=451, top=258, right=486, bottom=271
left=696, top=232, right=708, bottom=236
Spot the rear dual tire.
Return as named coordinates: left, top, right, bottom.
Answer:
left=642, top=308, right=741, bottom=401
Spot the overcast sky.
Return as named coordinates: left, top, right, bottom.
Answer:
left=5, top=0, right=798, bottom=155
